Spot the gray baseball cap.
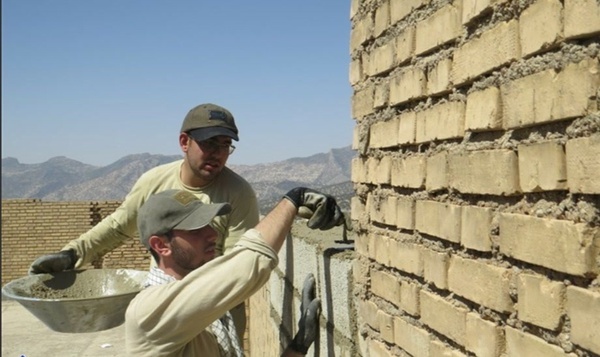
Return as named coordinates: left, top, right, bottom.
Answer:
left=137, top=189, right=231, bottom=248
left=180, top=103, right=239, bottom=141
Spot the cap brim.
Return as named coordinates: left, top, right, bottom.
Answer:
left=189, top=127, right=239, bottom=141
left=173, top=202, right=232, bottom=231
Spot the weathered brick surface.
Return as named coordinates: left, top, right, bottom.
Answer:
left=352, top=85, right=375, bottom=119
left=370, top=118, right=399, bottom=148
left=415, top=3, right=462, bottom=55
left=519, top=0, right=563, bottom=57
left=372, top=234, right=391, bottom=266
left=499, top=213, right=599, bottom=276
left=502, top=58, right=600, bottom=129
left=465, top=86, right=503, bottom=132
left=448, top=150, right=521, bottom=195
left=505, top=327, right=573, bottom=357
left=367, top=41, right=395, bottom=76
left=460, top=205, right=493, bottom=252
left=389, top=240, right=423, bottom=277
left=420, top=290, right=467, bottom=345
left=374, top=80, right=389, bottom=108
left=518, top=141, right=567, bottom=192
left=448, top=256, right=514, bottom=313
left=415, top=200, right=461, bottom=243
left=359, top=299, right=381, bottom=329
left=351, top=156, right=368, bottom=183
left=349, top=58, right=363, bottom=85
left=368, top=338, right=393, bottom=357
left=566, top=286, right=600, bottom=355
left=566, top=135, right=600, bottom=193
left=390, top=0, right=430, bottom=25
left=391, top=155, right=426, bottom=189
left=415, top=101, right=465, bottom=143
left=393, top=316, right=431, bottom=357
left=375, top=156, right=393, bottom=185
left=350, top=13, right=373, bottom=52
left=430, top=340, right=467, bottom=357
left=564, top=0, right=600, bottom=39
left=374, top=1, right=390, bottom=39
left=465, top=312, right=505, bottom=357
left=248, top=284, right=280, bottom=356
left=395, top=26, right=416, bottom=65
left=371, top=270, right=401, bottom=304
left=394, top=196, right=415, bottom=230
left=425, top=152, right=449, bottom=191
left=350, top=1, right=600, bottom=355
left=381, top=196, right=399, bottom=226
left=398, top=111, right=417, bottom=144
left=389, top=67, right=426, bottom=106
left=377, top=310, right=395, bottom=343
left=427, top=57, right=452, bottom=96
left=517, top=273, right=565, bottom=331
left=399, top=280, right=420, bottom=316
left=452, top=20, right=520, bottom=85
left=462, top=0, right=495, bottom=24
left=422, top=248, right=450, bottom=290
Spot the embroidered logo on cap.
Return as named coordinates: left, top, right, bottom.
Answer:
left=173, top=191, right=197, bottom=205
left=209, top=110, right=228, bottom=122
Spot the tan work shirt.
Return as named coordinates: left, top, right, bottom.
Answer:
left=125, top=229, right=278, bottom=356
left=62, top=160, right=260, bottom=266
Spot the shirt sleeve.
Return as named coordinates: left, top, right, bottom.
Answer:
left=127, top=229, right=277, bottom=347
left=222, top=182, right=260, bottom=255
left=61, top=175, right=150, bottom=268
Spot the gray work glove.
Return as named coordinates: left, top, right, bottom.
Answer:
left=289, top=274, right=321, bottom=354
left=283, top=187, right=345, bottom=230
left=28, top=249, right=77, bottom=275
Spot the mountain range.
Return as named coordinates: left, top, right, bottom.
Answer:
left=1, top=146, right=356, bottom=214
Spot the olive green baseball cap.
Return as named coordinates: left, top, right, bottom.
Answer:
left=180, top=103, right=239, bottom=141
left=137, top=189, right=231, bottom=248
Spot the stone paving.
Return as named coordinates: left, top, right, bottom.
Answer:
left=2, top=299, right=127, bottom=357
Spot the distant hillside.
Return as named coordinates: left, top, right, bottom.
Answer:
left=2, top=146, right=356, bottom=214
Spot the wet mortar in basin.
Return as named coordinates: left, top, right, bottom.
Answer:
left=2, top=269, right=148, bottom=333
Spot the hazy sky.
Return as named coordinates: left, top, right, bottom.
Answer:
left=2, top=1, right=353, bottom=166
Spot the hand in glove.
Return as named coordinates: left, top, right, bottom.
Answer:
left=284, top=187, right=345, bottom=230
left=289, top=274, right=321, bottom=355
left=28, top=249, right=77, bottom=275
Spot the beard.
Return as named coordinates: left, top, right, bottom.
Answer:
left=170, top=240, right=202, bottom=272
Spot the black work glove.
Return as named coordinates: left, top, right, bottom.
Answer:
left=284, top=187, right=345, bottom=230
left=289, top=274, right=321, bottom=354
left=28, top=249, right=77, bottom=275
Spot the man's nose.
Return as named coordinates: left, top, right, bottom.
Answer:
left=206, top=227, right=219, bottom=242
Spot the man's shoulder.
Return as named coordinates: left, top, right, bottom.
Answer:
left=219, top=166, right=252, bottom=186
left=140, top=159, right=182, bottom=177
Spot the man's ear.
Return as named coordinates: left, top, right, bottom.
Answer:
left=179, top=133, right=191, bottom=152
left=148, top=235, right=171, bottom=257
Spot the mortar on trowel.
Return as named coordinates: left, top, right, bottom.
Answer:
left=2, top=269, right=148, bottom=333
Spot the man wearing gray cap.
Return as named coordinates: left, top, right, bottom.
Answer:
left=126, top=187, right=343, bottom=356
left=29, top=103, right=259, bottom=339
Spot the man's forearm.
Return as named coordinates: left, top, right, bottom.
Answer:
left=255, top=199, right=296, bottom=253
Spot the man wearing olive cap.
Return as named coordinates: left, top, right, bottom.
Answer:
left=29, top=103, right=259, bottom=340
left=126, top=187, right=345, bottom=356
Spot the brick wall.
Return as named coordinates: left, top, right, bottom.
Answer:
left=1, top=199, right=150, bottom=287
left=350, top=0, right=600, bottom=356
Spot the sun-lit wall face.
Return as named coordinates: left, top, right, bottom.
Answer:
left=349, top=0, right=600, bottom=356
